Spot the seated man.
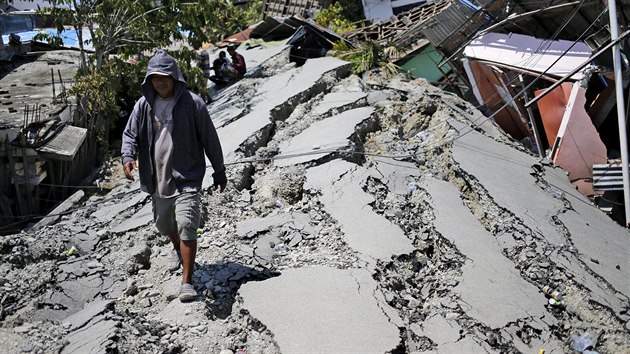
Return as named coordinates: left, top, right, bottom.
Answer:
left=208, top=52, right=231, bottom=87
left=218, top=50, right=229, bottom=67
left=227, top=45, right=246, bottom=79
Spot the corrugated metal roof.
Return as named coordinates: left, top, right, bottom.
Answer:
left=262, top=0, right=328, bottom=18
left=593, top=163, right=627, bottom=191
left=346, top=0, right=450, bottom=49
left=421, top=0, right=493, bottom=56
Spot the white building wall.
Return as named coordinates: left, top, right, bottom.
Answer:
left=362, top=0, right=394, bottom=23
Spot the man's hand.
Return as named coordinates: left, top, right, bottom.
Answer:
left=123, top=160, right=138, bottom=181
left=214, top=183, right=227, bottom=193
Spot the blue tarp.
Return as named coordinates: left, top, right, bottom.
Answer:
left=2, top=27, right=94, bottom=52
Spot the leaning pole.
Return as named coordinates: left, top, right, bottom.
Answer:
left=608, top=0, right=630, bottom=227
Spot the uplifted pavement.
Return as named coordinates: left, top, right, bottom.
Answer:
left=0, top=43, right=628, bottom=354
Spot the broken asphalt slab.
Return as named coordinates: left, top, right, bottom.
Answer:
left=239, top=266, right=401, bottom=353
left=426, top=177, right=563, bottom=352
left=109, top=203, right=153, bottom=234
left=310, top=91, right=368, bottom=116
left=450, top=120, right=629, bottom=302
left=275, top=106, right=375, bottom=167
left=215, top=57, right=352, bottom=162
left=202, top=56, right=353, bottom=189
left=305, top=159, right=416, bottom=262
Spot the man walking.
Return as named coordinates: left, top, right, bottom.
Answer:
left=121, top=50, right=227, bottom=302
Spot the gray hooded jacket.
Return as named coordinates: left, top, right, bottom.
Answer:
left=121, top=50, right=226, bottom=195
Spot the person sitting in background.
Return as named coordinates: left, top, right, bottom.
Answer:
left=209, top=51, right=231, bottom=87
left=227, top=45, right=246, bottom=79
left=218, top=51, right=230, bottom=67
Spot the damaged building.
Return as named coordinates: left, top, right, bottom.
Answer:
left=1, top=0, right=101, bottom=233
left=419, top=0, right=630, bottom=221
left=0, top=50, right=98, bottom=233
left=343, top=0, right=630, bottom=223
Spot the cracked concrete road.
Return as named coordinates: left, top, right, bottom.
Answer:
left=240, top=266, right=401, bottom=354
left=0, top=43, right=628, bottom=354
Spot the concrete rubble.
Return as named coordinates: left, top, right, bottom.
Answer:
left=0, top=44, right=628, bottom=354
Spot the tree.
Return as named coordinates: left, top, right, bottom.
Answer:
left=315, top=2, right=357, bottom=34
left=7, top=0, right=260, bottom=156
left=43, top=0, right=221, bottom=71
left=32, top=0, right=233, bottom=158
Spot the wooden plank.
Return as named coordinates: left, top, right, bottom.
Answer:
left=36, top=124, right=88, bottom=161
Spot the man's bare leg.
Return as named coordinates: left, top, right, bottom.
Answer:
left=168, top=233, right=181, bottom=251
left=180, top=239, right=197, bottom=284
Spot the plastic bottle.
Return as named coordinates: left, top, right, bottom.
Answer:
left=543, top=285, right=562, bottom=301
left=66, top=245, right=78, bottom=256
left=546, top=186, right=565, bottom=199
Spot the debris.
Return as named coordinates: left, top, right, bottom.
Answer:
left=66, top=246, right=77, bottom=256
left=272, top=243, right=288, bottom=256
left=139, top=298, right=152, bottom=308
left=542, top=285, right=563, bottom=301
left=569, top=332, right=598, bottom=353
left=546, top=186, right=565, bottom=199
left=2, top=23, right=629, bottom=354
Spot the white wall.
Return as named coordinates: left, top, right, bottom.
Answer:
left=362, top=0, right=394, bottom=23
left=7, top=0, right=66, bottom=11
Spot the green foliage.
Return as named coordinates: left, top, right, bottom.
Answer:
left=110, top=57, right=146, bottom=111
left=315, top=2, right=356, bottom=34
left=244, top=0, right=264, bottom=25
left=169, top=47, right=210, bottom=101
left=39, top=0, right=229, bottom=68
left=204, top=0, right=263, bottom=43
left=331, top=40, right=401, bottom=76
left=32, top=33, right=63, bottom=48
left=70, top=65, right=120, bottom=123
left=335, top=0, right=365, bottom=23
left=69, top=62, right=122, bottom=152
left=36, top=0, right=264, bottom=72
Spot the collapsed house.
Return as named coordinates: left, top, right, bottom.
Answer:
left=342, top=0, right=630, bottom=223
left=425, top=0, right=630, bottom=221
left=0, top=50, right=98, bottom=234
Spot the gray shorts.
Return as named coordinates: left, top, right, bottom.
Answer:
left=152, top=192, right=200, bottom=241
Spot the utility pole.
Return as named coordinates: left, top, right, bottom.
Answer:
left=608, top=0, right=630, bottom=227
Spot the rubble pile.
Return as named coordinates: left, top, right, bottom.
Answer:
left=0, top=46, right=628, bottom=353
